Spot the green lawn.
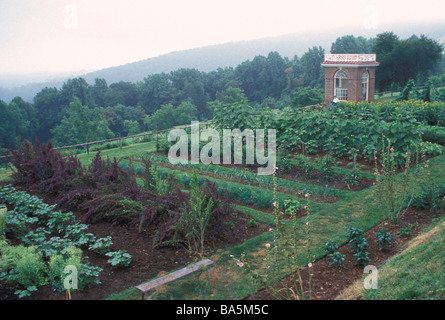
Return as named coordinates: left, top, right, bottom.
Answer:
left=364, top=218, right=445, bottom=300
left=75, top=141, right=157, bottom=166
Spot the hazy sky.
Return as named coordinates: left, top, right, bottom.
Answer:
left=1, top=0, right=444, bottom=74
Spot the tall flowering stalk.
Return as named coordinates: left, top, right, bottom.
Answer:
left=304, top=193, right=314, bottom=300
left=233, top=167, right=314, bottom=300
left=373, top=136, right=430, bottom=221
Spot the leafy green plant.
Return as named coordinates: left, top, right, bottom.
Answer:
left=345, top=227, right=364, bottom=241
left=409, top=183, right=445, bottom=212
left=345, top=227, right=370, bottom=265
left=397, top=223, right=418, bottom=238
left=293, top=154, right=314, bottom=179
left=248, top=219, right=257, bottom=228
left=375, top=228, right=395, bottom=250
left=177, top=171, right=214, bottom=255
left=327, top=251, right=346, bottom=268
left=64, top=223, right=96, bottom=247
left=349, top=235, right=369, bottom=253
left=78, top=262, right=103, bottom=289
left=88, top=236, right=113, bottom=255
left=19, top=228, right=48, bottom=247
left=319, top=154, right=335, bottom=183
left=283, top=199, right=302, bottom=216
left=146, top=161, right=175, bottom=195
left=105, top=250, right=132, bottom=268
left=323, top=240, right=346, bottom=268
left=5, top=209, right=38, bottom=235
left=46, top=210, right=75, bottom=233
left=353, top=250, right=371, bottom=266
left=0, top=241, right=47, bottom=298
left=49, top=246, right=102, bottom=292
left=276, top=146, right=293, bottom=174
left=343, top=170, right=361, bottom=188
left=38, top=236, right=75, bottom=258
left=323, top=240, right=340, bottom=254
left=14, top=286, right=38, bottom=299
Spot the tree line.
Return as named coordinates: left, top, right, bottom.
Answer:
left=0, top=32, right=443, bottom=150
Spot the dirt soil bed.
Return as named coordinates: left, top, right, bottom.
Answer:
left=0, top=185, right=270, bottom=300
left=249, top=206, right=443, bottom=300
left=277, top=167, right=375, bottom=192
left=143, top=156, right=347, bottom=204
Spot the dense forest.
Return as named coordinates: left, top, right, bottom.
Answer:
left=1, top=32, right=444, bottom=150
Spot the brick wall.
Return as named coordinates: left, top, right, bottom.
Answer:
left=323, top=66, right=377, bottom=105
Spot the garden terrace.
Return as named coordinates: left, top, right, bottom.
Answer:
left=0, top=100, right=444, bottom=300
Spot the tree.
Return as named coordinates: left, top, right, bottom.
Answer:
left=214, top=87, right=247, bottom=104
left=51, top=98, right=114, bottom=147
left=138, top=73, right=174, bottom=115
left=102, top=104, right=139, bottom=137
left=9, top=96, right=37, bottom=142
left=203, top=67, right=239, bottom=101
left=291, top=87, right=324, bottom=108
left=143, top=101, right=198, bottom=131
left=331, top=35, right=374, bottom=54
left=373, top=33, right=443, bottom=91
left=123, top=120, right=140, bottom=136
left=211, top=98, right=255, bottom=132
left=299, top=46, right=325, bottom=88
left=372, top=32, right=399, bottom=59
left=0, top=100, right=28, bottom=148
left=107, top=81, right=139, bottom=107
left=235, top=52, right=288, bottom=102
left=91, top=78, right=108, bottom=107
left=60, top=77, right=93, bottom=107
left=33, top=87, right=65, bottom=142
left=170, top=68, right=209, bottom=119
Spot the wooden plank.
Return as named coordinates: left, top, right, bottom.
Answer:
left=136, top=259, right=213, bottom=293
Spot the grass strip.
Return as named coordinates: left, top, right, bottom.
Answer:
left=112, top=154, right=445, bottom=300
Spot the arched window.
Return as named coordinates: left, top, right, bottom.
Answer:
left=334, top=70, right=348, bottom=101
left=362, top=70, right=369, bottom=100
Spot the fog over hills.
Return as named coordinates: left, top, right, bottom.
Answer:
left=1, top=21, right=444, bottom=103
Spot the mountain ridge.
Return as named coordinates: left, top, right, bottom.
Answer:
left=1, top=21, right=445, bottom=103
